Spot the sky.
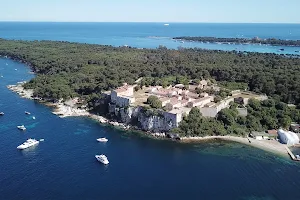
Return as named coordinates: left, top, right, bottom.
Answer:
left=0, top=0, right=299, bottom=23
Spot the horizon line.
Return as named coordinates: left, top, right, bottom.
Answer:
left=0, top=20, right=299, bottom=24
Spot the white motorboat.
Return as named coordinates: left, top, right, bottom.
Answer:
left=25, top=111, right=31, bottom=115
left=164, top=23, right=169, bottom=26
left=17, top=139, right=39, bottom=150
left=95, top=154, right=109, bottom=165
left=17, top=125, right=26, bottom=131
left=0, top=112, right=4, bottom=116
left=97, top=137, right=108, bottom=142
left=32, top=116, right=36, bottom=120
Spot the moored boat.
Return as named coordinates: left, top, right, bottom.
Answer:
left=0, top=112, right=4, bottom=116
left=95, top=154, right=109, bottom=165
left=97, top=137, right=108, bottom=142
left=25, top=111, right=31, bottom=115
left=17, top=125, right=26, bottom=131
left=17, top=139, right=39, bottom=150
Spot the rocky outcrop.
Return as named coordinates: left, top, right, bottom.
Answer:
left=108, top=103, right=177, bottom=132
left=119, top=106, right=140, bottom=124
left=137, top=113, right=175, bottom=132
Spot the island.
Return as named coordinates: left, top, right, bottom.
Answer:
left=173, top=36, right=300, bottom=47
left=1, top=38, right=300, bottom=159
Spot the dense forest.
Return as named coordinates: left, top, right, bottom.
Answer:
left=174, top=36, right=300, bottom=47
left=1, top=39, right=300, bottom=108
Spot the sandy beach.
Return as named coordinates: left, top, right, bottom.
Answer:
left=181, top=135, right=289, bottom=157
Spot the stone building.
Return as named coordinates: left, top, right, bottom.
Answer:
left=111, top=84, right=135, bottom=107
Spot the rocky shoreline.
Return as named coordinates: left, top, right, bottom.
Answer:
left=7, top=82, right=166, bottom=138
left=7, top=82, right=290, bottom=158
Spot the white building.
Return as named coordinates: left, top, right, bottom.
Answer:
left=111, top=84, right=135, bottom=107
left=198, top=80, right=208, bottom=89
left=165, top=98, right=182, bottom=110
left=278, top=129, right=299, bottom=145
left=187, top=96, right=213, bottom=108
left=159, top=97, right=171, bottom=107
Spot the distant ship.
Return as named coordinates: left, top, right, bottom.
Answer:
left=17, top=125, right=26, bottom=131
left=17, top=139, right=39, bottom=150
left=164, top=24, right=169, bottom=26
left=95, top=154, right=109, bottom=165
left=97, top=137, right=108, bottom=142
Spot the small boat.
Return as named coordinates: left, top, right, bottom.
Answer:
left=17, top=139, right=39, bottom=150
left=17, top=125, right=26, bottom=131
left=295, top=50, right=300, bottom=53
left=6, top=63, right=8, bottom=66
left=0, top=112, right=4, bottom=116
left=32, top=116, right=36, bottom=120
left=97, top=137, right=108, bottom=142
left=14, top=69, right=17, bottom=71
left=95, top=154, right=109, bottom=165
left=25, top=111, right=31, bottom=115
left=164, top=23, right=169, bottom=26
left=279, top=48, right=284, bottom=51
left=39, top=139, right=45, bottom=142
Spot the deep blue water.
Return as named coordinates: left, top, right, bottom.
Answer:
left=1, top=23, right=300, bottom=200
left=0, top=22, right=300, bottom=54
left=1, top=58, right=300, bottom=200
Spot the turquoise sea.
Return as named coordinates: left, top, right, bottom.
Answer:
left=0, top=22, right=300, bottom=54
left=1, top=23, right=300, bottom=200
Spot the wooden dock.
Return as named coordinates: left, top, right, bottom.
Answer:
left=285, top=146, right=297, bottom=161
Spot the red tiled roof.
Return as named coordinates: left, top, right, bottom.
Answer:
left=181, top=99, right=188, bottom=104
left=170, top=97, right=181, bottom=105
left=268, top=130, right=278, bottom=135
left=187, top=92, right=199, bottom=98
left=115, top=85, right=133, bottom=93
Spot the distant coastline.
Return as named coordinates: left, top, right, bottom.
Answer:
left=173, top=36, right=300, bottom=47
